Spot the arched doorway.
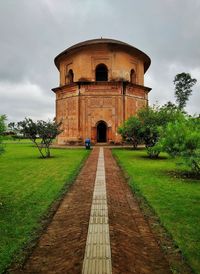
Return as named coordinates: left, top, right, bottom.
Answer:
left=97, top=121, right=107, bottom=142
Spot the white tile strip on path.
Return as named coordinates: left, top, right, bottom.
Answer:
left=82, top=147, right=112, bottom=274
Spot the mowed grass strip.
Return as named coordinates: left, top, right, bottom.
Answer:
left=0, top=143, right=89, bottom=273
left=112, top=148, right=200, bottom=274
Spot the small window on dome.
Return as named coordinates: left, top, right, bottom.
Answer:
left=130, top=69, right=136, bottom=84
left=96, top=64, right=108, bottom=81
left=68, top=69, right=74, bottom=83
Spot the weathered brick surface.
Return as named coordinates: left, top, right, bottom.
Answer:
left=52, top=39, right=151, bottom=145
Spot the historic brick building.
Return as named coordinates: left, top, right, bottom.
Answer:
left=52, top=38, right=151, bottom=144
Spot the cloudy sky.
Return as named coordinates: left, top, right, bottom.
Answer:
left=0, top=0, right=199, bottom=122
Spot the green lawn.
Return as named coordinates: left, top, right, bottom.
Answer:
left=0, top=143, right=89, bottom=273
left=2, top=137, right=40, bottom=144
left=113, top=148, right=200, bottom=274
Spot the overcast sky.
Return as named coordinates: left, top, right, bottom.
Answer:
left=0, top=0, right=199, bottom=122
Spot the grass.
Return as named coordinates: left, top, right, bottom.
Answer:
left=112, top=148, right=200, bottom=274
left=2, top=137, right=40, bottom=144
left=0, top=143, right=89, bottom=273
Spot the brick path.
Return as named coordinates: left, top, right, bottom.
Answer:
left=12, top=147, right=171, bottom=274
left=12, top=148, right=99, bottom=274
left=82, top=148, right=112, bottom=273
left=104, top=148, right=171, bottom=274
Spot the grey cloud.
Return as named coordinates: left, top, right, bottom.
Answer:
left=0, top=81, right=54, bottom=122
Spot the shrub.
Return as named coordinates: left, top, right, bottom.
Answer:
left=159, top=116, right=200, bottom=174
left=137, top=105, right=183, bottom=158
left=118, top=116, right=142, bottom=149
left=0, top=115, right=6, bottom=155
left=18, top=118, right=62, bottom=158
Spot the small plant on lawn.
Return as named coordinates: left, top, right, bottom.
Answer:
left=18, top=118, right=62, bottom=158
left=0, top=114, right=6, bottom=155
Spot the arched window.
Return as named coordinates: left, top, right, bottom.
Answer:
left=68, top=69, right=74, bottom=83
left=130, top=69, right=136, bottom=84
left=95, top=64, right=108, bottom=81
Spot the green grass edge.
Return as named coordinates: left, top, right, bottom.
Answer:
left=5, top=149, right=91, bottom=273
left=112, top=149, right=195, bottom=274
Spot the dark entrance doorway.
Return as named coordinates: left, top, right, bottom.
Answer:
left=97, top=121, right=107, bottom=142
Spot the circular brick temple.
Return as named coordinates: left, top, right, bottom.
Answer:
left=52, top=38, right=151, bottom=145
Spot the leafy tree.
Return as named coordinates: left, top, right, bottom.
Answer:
left=7, top=122, right=15, bottom=131
left=7, top=122, right=23, bottom=140
left=118, top=116, right=142, bottom=149
left=0, top=115, right=6, bottom=154
left=174, top=73, right=197, bottom=109
left=18, top=118, right=62, bottom=158
left=118, top=105, right=183, bottom=158
left=161, top=101, right=178, bottom=111
left=137, top=105, right=182, bottom=158
left=0, top=115, right=6, bottom=133
left=138, top=107, right=159, bottom=144
left=159, top=115, right=200, bottom=174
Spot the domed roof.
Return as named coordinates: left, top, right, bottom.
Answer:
left=54, top=38, right=151, bottom=73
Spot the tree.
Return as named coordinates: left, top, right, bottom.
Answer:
left=137, top=105, right=181, bottom=158
left=174, top=73, right=197, bottom=110
left=161, top=101, right=178, bottom=111
left=0, top=115, right=6, bottom=133
left=159, top=115, right=200, bottom=174
left=18, top=118, right=62, bottom=158
left=0, top=115, right=6, bottom=155
left=137, top=106, right=163, bottom=158
left=118, top=116, right=142, bottom=149
left=7, top=122, right=23, bottom=140
left=118, top=105, right=183, bottom=158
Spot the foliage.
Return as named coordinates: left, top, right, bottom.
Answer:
left=118, top=105, right=183, bottom=158
left=7, top=121, right=15, bottom=132
left=174, top=72, right=197, bottom=110
left=118, top=116, right=142, bottom=149
left=138, top=107, right=161, bottom=158
left=0, top=115, right=6, bottom=133
left=0, top=115, right=6, bottom=155
left=113, top=148, right=200, bottom=273
left=0, top=143, right=89, bottom=273
left=159, top=116, right=200, bottom=174
left=137, top=105, right=183, bottom=158
left=7, top=121, right=24, bottom=141
left=18, top=118, right=62, bottom=158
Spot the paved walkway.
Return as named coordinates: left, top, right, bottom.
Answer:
left=104, top=149, right=171, bottom=274
left=82, top=148, right=112, bottom=273
left=12, top=147, right=171, bottom=274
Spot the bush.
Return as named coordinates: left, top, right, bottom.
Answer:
left=118, top=116, right=142, bottom=149
left=159, top=116, right=200, bottom=174
left=18, top=118, right=62, bottom=158
left=137, top=105, right=183, bottom=158
left=0, top=115, right=6, bottom=155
